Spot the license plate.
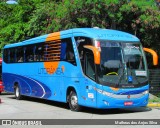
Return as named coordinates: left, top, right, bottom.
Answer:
left=124, top=101, right=133, bottom=106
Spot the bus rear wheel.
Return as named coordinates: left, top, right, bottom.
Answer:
left=14, top=85, right=23, bottom=100
left=68, top=90, right=81, bottom=112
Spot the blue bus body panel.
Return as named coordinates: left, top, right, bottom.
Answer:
left=2, top=61, right=82, bottom=102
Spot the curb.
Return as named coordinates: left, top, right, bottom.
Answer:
left=147, top=103, right=160, bottom=107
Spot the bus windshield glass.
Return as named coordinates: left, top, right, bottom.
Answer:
left=122, top=43, right=145, bottom=70
left=97, top=41, right=148, bottom=88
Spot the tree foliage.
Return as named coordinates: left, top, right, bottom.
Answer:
left=0, top=0, right=160, bottom=62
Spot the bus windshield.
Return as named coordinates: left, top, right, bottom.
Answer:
left=97, top=41, right=148, bottom=88
left=122, top=43, right=145, bottom=70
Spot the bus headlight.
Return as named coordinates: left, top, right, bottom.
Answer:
left=102, top=91, right=113, bottom=97
left=142, top=90, right=149, bottom=95
left=96, top=88, right=113, bottom=97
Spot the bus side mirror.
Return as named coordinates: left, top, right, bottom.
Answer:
left=143, top=48, right=158, bottom=66
left=83, top=45, right=100, bottom=65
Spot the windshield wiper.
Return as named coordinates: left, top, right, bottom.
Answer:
left=115, top=64, right=125, bottom=88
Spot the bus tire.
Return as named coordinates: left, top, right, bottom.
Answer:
left=14, top=85, right=23, bottom=100
left=68, top=90, right=81, bottom=112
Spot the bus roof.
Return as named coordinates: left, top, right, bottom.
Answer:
left=71, top=28, right=139, bottom=41
left=4, top=28, right=140, bottom=49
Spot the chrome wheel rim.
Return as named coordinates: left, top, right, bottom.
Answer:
left=16, top=87, right=19, bottom=97
left=71, top=95, right=78, bottom=108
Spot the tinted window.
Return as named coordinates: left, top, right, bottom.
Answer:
left=85, top=51, right=95, bottom=81
left=10, top=49, right=15, bottom=63
left=16, top=47, right=24, bottom=62
left=34, top=44, right=44, bottom=61
left=45, top=38, right=76, bottom=65
left=44, top=40, right=61, bottom=61
left=74, top=36, right=93, bottom=58
left=62, top=38, right=76, bottom=65
left=3, top=38, right=76, bottom=65
left=3, top=49, right=9, bottom=63
left=24, top=45, right=34, bottom=62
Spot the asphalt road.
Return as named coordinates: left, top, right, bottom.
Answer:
left=0, top=92, right=160, bottom=128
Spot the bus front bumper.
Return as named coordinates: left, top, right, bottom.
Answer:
left=96, top=92, right=149, bottom=109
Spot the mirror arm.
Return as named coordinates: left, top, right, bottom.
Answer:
left=143, top=47, right=158, bottom=66
left=83, top=45, right=100, bottom=64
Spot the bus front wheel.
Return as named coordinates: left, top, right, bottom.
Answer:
left=14, top=85, right=23, bottom=100
left=68, top=90, right=81, bottom=112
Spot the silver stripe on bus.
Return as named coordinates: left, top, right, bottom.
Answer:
left=93, top=87, right=148, bottom=99
left=24, top=76, right=46, bottom=98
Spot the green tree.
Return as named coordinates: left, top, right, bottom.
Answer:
left=116, top=0, right=160, bottom=64
left=0, top=0, right=159, bottom=63
left=0, top=0, right=44, bottom=57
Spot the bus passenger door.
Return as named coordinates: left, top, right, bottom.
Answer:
left=82, top=49, right=97, bottom=107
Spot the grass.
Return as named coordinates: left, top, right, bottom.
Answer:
left=149, top=94, right=160, bottom=103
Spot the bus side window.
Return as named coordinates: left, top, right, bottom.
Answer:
left=24, top=45, right=33, bottom=62
left=60, top=42, right=67, bottom=60
left=84, top=51, right=95, bottom=81
left=3, top=49, right=9, bottom=63
left=74, top=36, right=93, bottom=57
left=10, top=49, right=15, bottom=63
left=74, top=36, right=93, bottom=69
left=66, top=47, right=74, bottom=60
left=61, top=38, right=76, bottom=66
left=37, top=44, right=44, bottom=61
left=16, top=47, right=23, bottom=63
left=33, top=46, right=39, bottom=61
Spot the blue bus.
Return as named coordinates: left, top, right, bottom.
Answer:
left=2, top=28, right=157, bottom=111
